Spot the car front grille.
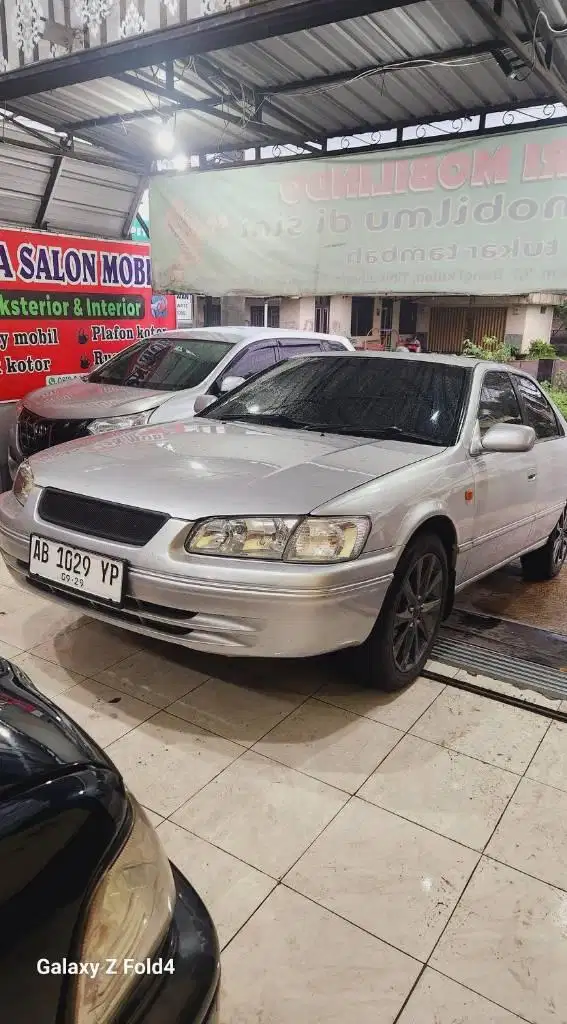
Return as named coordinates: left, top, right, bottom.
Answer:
left=22, top=571, right=197, bottom=637
left=38, top=488, right=169, bottom=547
left=18, top=409, right=90, bottom=457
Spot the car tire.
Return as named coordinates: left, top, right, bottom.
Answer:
left=349, top=532, right=449, bottom=692
left=521, top=505, right=567, bottom=582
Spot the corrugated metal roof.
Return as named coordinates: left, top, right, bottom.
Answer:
left=2, top=0, right=565, bottom=161
left=0, top=0, right=567, bottom=233
left=0, top=119, right=145, bottom=238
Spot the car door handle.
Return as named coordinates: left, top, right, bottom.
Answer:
left=528, top=472, right=537, bottom=481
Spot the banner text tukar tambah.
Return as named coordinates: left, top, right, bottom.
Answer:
left=0, top=228, right=176, bottom=401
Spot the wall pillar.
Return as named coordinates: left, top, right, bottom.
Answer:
left=329, top=295, right=352, bottom=336
left=298, top=296, right=316, bottom=331
left=522, top=305, right=554, bottom=353
left=392, top=299, right=401, bottom=348
left=220, top=295, right=247, bottom=325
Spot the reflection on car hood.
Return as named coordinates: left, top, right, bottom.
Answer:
left=30, top=419, right=442, bottom=518
left=0, top=659, right=112, bottom=799
left=24, top=381, right=173, bottom=420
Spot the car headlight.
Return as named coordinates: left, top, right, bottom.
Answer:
left=285, top=516, right=370, bottom=562
left=185, top=515, right=370, bottom=563
left=86, top=410, right=155, bottom=435
left=73, top=796, right=175, bottom=1024
left=13, top=462, right=34, bottom=506
left=187, top=516, right=299, bottom=559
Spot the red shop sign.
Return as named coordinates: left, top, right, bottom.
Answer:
left=0, top=228, right=176, bottom=402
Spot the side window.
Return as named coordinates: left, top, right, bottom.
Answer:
left=279, top=342, right=324, bottom=360
left=223, top=343, right=278, bottom=381
left=515, top=375, right=561, bottom=440
left=323, top=340, right=348, bottom=351
left=477, top=371, right=522, bottom=437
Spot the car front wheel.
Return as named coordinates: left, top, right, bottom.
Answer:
left=350, top=532, right=449, bottom=692
left=521, top=505, right=567, bottom=582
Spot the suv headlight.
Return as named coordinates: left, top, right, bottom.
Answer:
left=87, top=410, right=155, bottom=435
left=13, top=462, right=34, bottom=506
left=73, top=796, right=175, bottom=1024
left=185, top=516, right=370, bottom=563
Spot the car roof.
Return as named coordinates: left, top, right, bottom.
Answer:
left=285, top=349, right=510, bottom=370
left=157, top=327, right=350, bottom=344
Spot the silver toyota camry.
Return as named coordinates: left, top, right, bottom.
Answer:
left=1, top=351, right=566, bottom=692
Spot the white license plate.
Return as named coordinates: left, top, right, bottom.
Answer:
left=29, top=535, right=125, bottom=605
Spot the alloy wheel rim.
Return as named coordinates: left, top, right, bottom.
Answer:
left=552, top=509, right=567, bottom=571
left=392, top=553, right=444, bottom=673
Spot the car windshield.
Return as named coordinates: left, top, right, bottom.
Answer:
left=204, top=356, right=470, bottom=446
left=88, top=335, right=233, bottom=391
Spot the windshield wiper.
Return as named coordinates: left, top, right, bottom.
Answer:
left=218, top=415, right=445, bottom=446
left=313, top=424, right=445, bottom=446
left=222, top=413, right=320, bottom=431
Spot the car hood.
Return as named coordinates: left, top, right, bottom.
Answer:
left=24, top=380, right=172, bottom=420
left=29, top=419, right=441, bottom=518
left=0, top=658, right=113, bottom=799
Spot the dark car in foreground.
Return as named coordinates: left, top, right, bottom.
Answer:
left=0, top=658, right=219, bottom=1023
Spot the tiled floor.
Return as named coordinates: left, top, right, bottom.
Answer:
left=3, top=560, right=567, bottom=1024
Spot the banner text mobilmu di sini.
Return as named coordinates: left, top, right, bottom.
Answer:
left=150, top=123, right=567, bottom=296
left=0, top=229, right=176, bottom=401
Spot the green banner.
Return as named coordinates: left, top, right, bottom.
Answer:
left=150, top=124, right=567, bottom=297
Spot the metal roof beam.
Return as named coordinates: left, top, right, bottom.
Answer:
left=194, top=93, right=559, bottom=158
left=116, top=69, right=322, bottom=150
left=0, top=131, right=144, bottom=171
left=265, top=41, right=502, bottom=96
left=122, top=175, right=149, bottom=239
left=136, top=213, right=150, bottom=238
left=0, top=0, right=421, bottom=101
left=64, top=96, right=222, bottom=131
left=3, top=100, right=152, bottom=168
left=467, top=0, right=567, bottom=107
left=0, top=110, right=62, bottom=149
left=193, top=53, right=321, bottom=141
left=190, top=108, right=567, bottom=170
left=35, top=138, right=71, bottom=229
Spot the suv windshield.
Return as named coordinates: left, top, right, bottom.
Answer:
left=88, top=335, right=233, bottom=391
left=205, top=355, right=470, bottom=446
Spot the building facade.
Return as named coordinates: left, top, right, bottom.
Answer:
left=193, top=292, right=560, bottom=354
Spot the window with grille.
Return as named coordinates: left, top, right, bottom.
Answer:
left=315, top=296, right=330, bottom=334
left=250, top=304, right=281, bottom=328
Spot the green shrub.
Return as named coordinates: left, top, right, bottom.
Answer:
left=542, top=382, right=567, bottom=418
left=462, top=336, right=512, bottom=362
left=528, top=339, right=557, bottom=358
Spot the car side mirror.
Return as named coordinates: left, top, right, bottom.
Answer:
left=481, top=423, right=536, bottom=453
left=194, top=394, right=217, bottom=415
left=219, top=375, right=245, bottom=394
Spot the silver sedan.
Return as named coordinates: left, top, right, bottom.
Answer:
left=1, top=351, right=566, bottom=692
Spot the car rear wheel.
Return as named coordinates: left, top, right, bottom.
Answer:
left=350, top=532, right=449, bottom=692
left=521, top=505, right=567, bottom=581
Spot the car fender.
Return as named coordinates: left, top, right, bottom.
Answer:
left=389, top=499, right=459, bottom=565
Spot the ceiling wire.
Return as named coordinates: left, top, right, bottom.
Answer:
left=264, top=54, right=497, bottom=100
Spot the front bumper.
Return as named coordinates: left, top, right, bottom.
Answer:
left=122, top=864, right=220, bottom=1024
left=0, top=490, right=394, bottom=658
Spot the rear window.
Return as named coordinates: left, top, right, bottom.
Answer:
left=88, top=335, right=233, bottom=391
